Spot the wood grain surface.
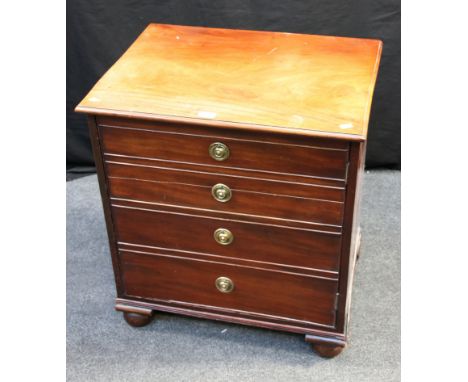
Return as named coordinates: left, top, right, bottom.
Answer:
left=112, top=204, right=343, bottom=273
left=105, top=160, right=345, bottom=201
left=76, top=24, right=382, bottom=138
left=75, top=24, right=382, bottom=355
left=120, top=251, right=338, bottom=327
left=106, top=167, right=345, bottom=226
left=99, top=124, right=349, bottom=180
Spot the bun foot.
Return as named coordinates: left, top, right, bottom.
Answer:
left=305, top=334, right=346, bottom=358
left=312, top=344, right=344, bottom=358
left=123, top=311, right=154, bottom=327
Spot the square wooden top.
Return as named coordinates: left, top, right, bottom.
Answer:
left=76, top=24, right=382, bottom=139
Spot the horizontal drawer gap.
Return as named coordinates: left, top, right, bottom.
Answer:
left=111, top=201, right=343, bottom=234
left=120, top=248, right=338, bottom=281
left=108, top=176, right=344, bottom=204
left=118, top=243, right=339, bottom=280
left=105, top=155, right=346, bottom=189
left=104, top=153, right=347, bottom=183
left=105, top=160, right=346, bottom=191
left=99, top=124, right=349, bottom=152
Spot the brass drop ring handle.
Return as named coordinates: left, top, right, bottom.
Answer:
left=215, top=276, right=234, bottom=293
left=209, top=142, right=230, bottom=161
left=211, top=183, right=232, bottom=202
left=214, top=228, right=234, bottom=245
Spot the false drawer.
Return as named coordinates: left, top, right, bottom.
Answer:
left=112, top=204, right=343, bottom=273
left=120, top=250, right=339, bottom=327
left=98, top=121, right=349, bottom=181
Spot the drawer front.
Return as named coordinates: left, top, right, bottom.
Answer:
left=112, top=205, right=342, bottom=272
left=120, top=251, right=338, bottom=327
left=99, top=125, right=349, bottom=180
left=106, top=164, right=344, bottom=226
left=105, top=160, right=345, bottom=202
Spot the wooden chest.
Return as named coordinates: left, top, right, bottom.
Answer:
left=75, top=24, right=382, bottom=358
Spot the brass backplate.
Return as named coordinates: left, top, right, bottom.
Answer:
left=211, top=183, right=232, bottom=202
left=215, top=276, right=234, bottom=293
left=209, top=142, right=230, bottom=161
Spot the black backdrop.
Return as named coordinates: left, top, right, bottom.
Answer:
left=67, top=0, right=400, bottom=171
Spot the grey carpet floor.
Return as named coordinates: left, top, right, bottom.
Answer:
left=67, top=170, right=400, bottom=382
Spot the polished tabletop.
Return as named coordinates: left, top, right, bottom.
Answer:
left=76, top=24, right=382, bottom=139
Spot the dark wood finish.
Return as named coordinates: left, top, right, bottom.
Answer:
left=304, top=333, right=346, bottom=346
left=114, top=198, right=343, bottom=233
left=115, top=303, right=153, bottom=316
left=99, top=124, right=349, bottom=180
left=105, top=159, right=345, bottom=201
left=304, top=332, right=346, bottom=357
left=120, top=251, right=339, bottom=327
left=116, top=297, right=338, bottom=333
left=123, top=312, right=154, bottom=327
left=104, top=151, right=346, bottom=189
left=312, top=344, right=345, bottom=358
left=75, top=24, right=382, bottom=358
left=97, top=116, right=351, bottom=150
left=112, top=204, right=343, bottom=273
left=86, top=116, right=124, bottom=296
left=335, top=141, right=366, bottom=334
left=106, top=171, right=344, bottom=226
left=118, top=243, right=338, bottom=280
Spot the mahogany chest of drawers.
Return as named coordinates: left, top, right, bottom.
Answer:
left=76, top=24, right=382, bottom=358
